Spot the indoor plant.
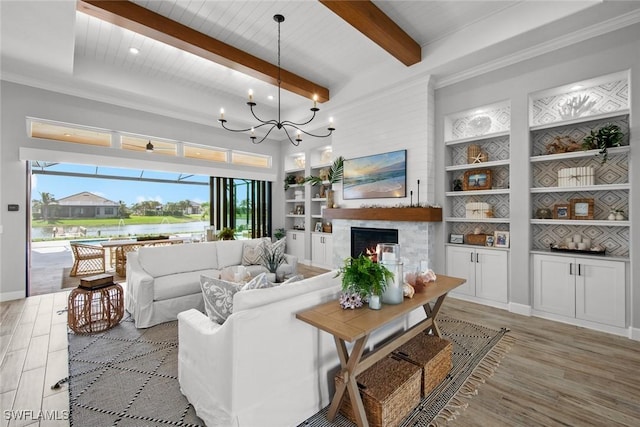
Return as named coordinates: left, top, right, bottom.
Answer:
left=335, top=255, right=393, bottom=310
left=304, top=156, right=344, bottom=208
left=581, top=123, right=624, bottom=163
left=260, top=241, right=285, bottom=278
left=217, top=227, right=236, bottom=240
left=273, top=228, right=286, bottom=240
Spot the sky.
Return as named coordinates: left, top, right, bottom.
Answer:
left=31, top=163, right=210, bottom=206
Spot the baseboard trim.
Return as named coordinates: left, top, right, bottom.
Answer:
left=0, top=290, right=26, bottom=302
left=630, top=327, right=640, bottom=341
left=509, top=302, right=532, bottom=316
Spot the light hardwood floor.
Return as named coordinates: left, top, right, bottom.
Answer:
left=1, top=277, right=639, bottom=427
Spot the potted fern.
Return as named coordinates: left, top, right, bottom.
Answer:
left=581, top=123, right=624, bottom=163
left=335, top=255, right=393, bottom=310
left=217, top=227, right=236, bottom=240
left=304, top=156, right=344, bottom=208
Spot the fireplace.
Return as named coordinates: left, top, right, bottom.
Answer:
left=351, top=227, right=399, bottom=259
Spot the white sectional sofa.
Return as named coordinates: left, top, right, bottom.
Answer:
left=178, top=271, right=426, bottom=427
left=125, top=238, right=297, bottom=328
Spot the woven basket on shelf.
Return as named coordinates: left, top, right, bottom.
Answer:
left=467, top=144, right=487, bottom=164
left=393, top=333, right=452, bottom=396
left=335, top=355, right=421, bottom=427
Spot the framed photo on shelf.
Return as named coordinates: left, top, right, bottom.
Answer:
left=553, top=203, right=571, bottom=219
left=494, top=231, right=510, bottom=248
left=314, top=222, right=323, bottom=232
left=449, top=234, right=464, bottom=244
left=570, top=198, right=594, bottom=220
left=485, top=235, right=495, bottom=247
left=462, top=169, right=492, bottom=191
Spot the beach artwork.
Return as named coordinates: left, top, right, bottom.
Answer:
left=343, top=150, right=407, bottom=199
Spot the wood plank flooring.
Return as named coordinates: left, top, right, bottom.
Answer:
left=1, top=273, right=639, bottom=427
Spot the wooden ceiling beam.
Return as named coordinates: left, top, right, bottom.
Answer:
left=319, top=0, right=421, bottom=66
left=77, top=0, right=330, bottom=102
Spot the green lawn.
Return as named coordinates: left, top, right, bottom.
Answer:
left=32, top=215, right=204, bottom=228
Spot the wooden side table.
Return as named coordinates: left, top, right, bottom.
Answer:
left=68, top=281, right=124, bottom=334
left=296, top=274, right=465, bottom=427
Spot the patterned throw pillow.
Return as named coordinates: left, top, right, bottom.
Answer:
left=241, top=240, right=265, bottom=266
left=200, top=275, right=243, bottom=324
left=240, top=272, right=275, bottom=291
left=281, top=274, right=304, bottom=285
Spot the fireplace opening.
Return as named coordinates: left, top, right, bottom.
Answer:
left=351, top=227, right=399, bottom=260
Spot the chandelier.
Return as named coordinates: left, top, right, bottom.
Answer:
left=218, top=14, right=335, bottom=146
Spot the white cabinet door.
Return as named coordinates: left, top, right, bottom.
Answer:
left=533, top=254, right=575, bottom=317
left=446, top=246, right=476, bottom=297
left=323, top=235, right=333, bottom=268
left=576, top=258, right=625, bottom=327
left=475, top=249, right=508, bottom=303
left=286, top=231, right=305, bottom=260
left=312, top=233, right=334, bottom=269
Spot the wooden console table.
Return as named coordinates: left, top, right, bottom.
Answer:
left=296, top=274, right=465, bottom=427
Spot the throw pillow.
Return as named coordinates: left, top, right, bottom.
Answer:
left=242, top=240, right=265, bottom=266
left=240, top=272, right=275, bottom=291
left=281, top=274, right=304, bottom=285
left=200, top=275, right=243, bottom=324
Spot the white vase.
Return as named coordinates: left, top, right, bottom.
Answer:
left=608, top=212, right=616, bottom=221
left=616, top=212, right=624, bottom=221
left=368, top=294, right=381, bottom=310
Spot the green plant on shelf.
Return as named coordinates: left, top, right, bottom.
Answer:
left=581, top=123, right=624, bottom=164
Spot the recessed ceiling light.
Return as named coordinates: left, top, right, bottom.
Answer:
left=571, top=85, right=584, bottom=91
left=129, top=47, right=140, bottom=55
left=267, top=95, right=274, bottom=101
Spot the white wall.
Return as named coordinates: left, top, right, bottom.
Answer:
left=433, top=23, right=640, bottom=330
left=0, top=81, right=282, bottom=300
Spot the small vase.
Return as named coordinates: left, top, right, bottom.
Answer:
left=608, top=212, right=616, bottom=221
left=368, top=294, right=381, bottom=310
left=326, top=189, right=335, bottom=209
left=616, top=212, right=624, bottom=221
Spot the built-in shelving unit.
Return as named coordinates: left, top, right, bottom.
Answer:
left=443, top=100, right=511, bottom=247
left=443, top=101, right=511, bottom=307
left=528, top=70, right=631, bottom=331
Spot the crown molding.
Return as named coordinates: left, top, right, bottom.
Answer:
left=435, top=8, right=640, bottom=89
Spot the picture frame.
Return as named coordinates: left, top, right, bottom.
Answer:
left=553, top=203, right=571, bottom=219
left=494, top=231, right=510, bottom=248
left=462, top=169, right=492, bottom=191
left=343, top=150, right=407, bottom=200
left=570, top=198, right=594, bottom=220
left=314, top=222, right=323, bottom=232
left=485, top=235, right=495, bottom=247
left=449, top=233, right=464, bottom=244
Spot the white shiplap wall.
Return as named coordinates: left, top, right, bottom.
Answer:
left=331, top=75, right=434, bottom=208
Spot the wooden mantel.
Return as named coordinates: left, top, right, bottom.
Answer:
left=323, top=207, right=442, bottom=222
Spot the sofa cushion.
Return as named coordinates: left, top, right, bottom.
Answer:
left=139, top=242, right=219, bottom=277
left=216, top=239, right=263, bottom=268
left=154, top=268, right=220, bottom=301
left=200, top=274, right=243, bottom=324
left=234, top=271, right=340, bottom=312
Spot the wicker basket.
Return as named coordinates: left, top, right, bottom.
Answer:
left=465, top=233, right=489, bottom=246
left=393, top=333, right=452, bottom=396
left=335, top=355, right=421, bottom=427
left=68, top=283, right=124, bottom=334
left=467, top=144, right=487, bottom=164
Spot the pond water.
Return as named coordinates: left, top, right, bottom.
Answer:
left=32, top=221, right=210, bottom=240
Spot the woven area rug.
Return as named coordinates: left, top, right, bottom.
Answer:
left=300, top=317, right=513, bottom=427
left=64, top=315, right=512, bottom=427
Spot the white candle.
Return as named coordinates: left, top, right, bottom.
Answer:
left=220, top=108, right=224, bottom=119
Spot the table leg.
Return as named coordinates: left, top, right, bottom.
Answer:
left=327, top=335, right=370, bottom=427
left=422, top=292, right=448, bottom=337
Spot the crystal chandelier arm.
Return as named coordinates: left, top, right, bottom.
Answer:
left=286, top=123, right=334, bottom=139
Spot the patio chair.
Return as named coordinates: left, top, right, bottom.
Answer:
left=70, top=243, right=105, bottom=276
left=115, top=243, right=142, bottom=277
